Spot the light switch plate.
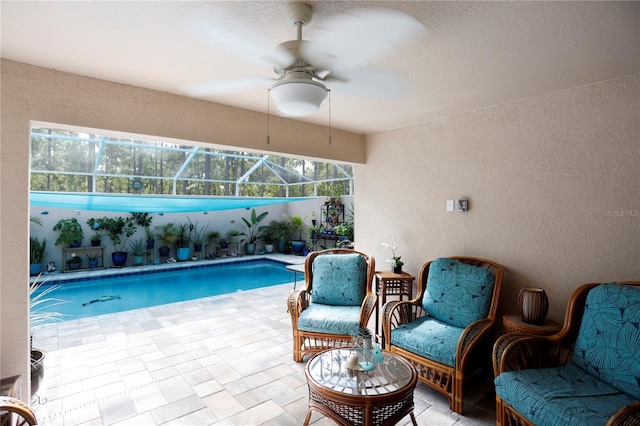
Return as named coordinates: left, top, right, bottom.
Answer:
left=446, top=200, right=454, bottom=212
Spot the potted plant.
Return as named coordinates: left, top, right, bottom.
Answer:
left=66, top=253, right=83, bottom=270
left=101, top=215, right=137, bottom=267
left=156, top=222, right=177, bottom=257
left=285, top=212, right=314, bottom=255
left=89, top=232, right=104, bottom=247
left=262, top=227, right=278, bottom=254
left=240, top=208, right=269, bottom=255
left=87, top=218, right=106, bottom=246
left=128, top=238, right=147, bottom=266
left=267, top=220, right=292, bottom=253
left=174, top=222, right=192, bottom=261
left=190, top=220, right=208, bottom=253
left=205, top=230, right=220, bottom=258
left=53, top=218, right=84, bottom=247
left=30, top=237, right=47, bottom=276
left=29, top=278, right=68, bottom=395
left=85, top=252, right=102, bottom=269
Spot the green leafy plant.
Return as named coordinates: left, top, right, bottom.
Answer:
left=127, top=238, right=147, bottom=256
left=85, top=252, right=101, bottom=262
left=206, top=230, right=221, bottom=245
left=101, top=216, right=138, bottom=253
left=66, top=253, right=82, bottom=267
left=30, top=237, right=47, bottom=264
left=189, top=219, right=208, bottom=246
left=285, top=212, right=314, bottom=241
left=53, top=218, right=84, bottom=246
left=156, top=222, right=177, bottom=247
left=174, top=222, right=192, bottom=248
left=240, top=208, right=269, bottom=244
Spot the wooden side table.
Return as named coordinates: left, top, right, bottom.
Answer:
left=374, top=271, right=414, bottom=344
left=502, top=314, right=561, bottom=336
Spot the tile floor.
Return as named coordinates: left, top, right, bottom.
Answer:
left=31, top=260, right=496, bottom=426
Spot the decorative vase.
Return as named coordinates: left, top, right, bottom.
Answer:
left=176, top=247, right=190, bottom=261
left=88, top=260, right=99, bottom=269
left=31, top=349, right=45, bottom=396
left=111, top=251, right=128, bottom=267
left=30, top=263, right=42, bottom=276
left=91, top=239, right=101, bottom=247
left=393, top=264, right=402, bottom=274
left=245, top=243, right=256, bottom=255
left=519, top=287, right=549, bottom=325
left=146, top=239, right=155, bottom=249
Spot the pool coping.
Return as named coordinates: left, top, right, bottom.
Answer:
left=31, top=253, right=306, bottom=285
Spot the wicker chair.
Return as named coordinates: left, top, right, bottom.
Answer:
left=0, top=396, right=38, bottom=426
left=383, top=256, right=504, bottom=414
left=287, top=249, right=376, bottom=362
left=493, top=281, right=640, bottom=426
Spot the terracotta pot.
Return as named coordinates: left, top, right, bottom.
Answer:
left=518, top=287, right=549, bottom=325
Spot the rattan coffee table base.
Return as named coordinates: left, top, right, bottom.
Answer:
left=304, top=348, right=418, bottom=426
left=304, top=387, right=417, bottom=426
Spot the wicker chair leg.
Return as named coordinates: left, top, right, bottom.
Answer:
left=293, top=331, right=303, bottom=362
left=452, top=371, right=464, bottom=414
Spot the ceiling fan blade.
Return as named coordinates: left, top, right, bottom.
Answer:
left=304, top=8, right=427, bottom=72
left=326, top=69, right=409, bottom=98
left=180, top=5, right=294, bottom=69
left=182, top=76, right=274, bottom=97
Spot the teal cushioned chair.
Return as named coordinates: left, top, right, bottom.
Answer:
left=383, top=256, right=504, bottom=414
left=493, top=281, right=640, bottom=426
left=287, top=249, right=376, bottom=362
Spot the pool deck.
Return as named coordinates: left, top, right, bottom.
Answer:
left=30, top=254, right=495, bottom=425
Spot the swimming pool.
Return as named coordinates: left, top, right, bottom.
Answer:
left=32, top=259, right=295, bottom=323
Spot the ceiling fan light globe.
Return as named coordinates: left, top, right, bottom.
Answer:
left=270, top=79, right=327, bottom=117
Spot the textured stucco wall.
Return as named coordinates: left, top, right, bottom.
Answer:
left=0, top=59, right=364, bottom=394
left=357, top=74, right=640, bottom=321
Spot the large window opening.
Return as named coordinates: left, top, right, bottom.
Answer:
left=30, top=126, right=354, bottom=199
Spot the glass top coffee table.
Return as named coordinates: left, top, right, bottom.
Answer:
left=304, top=348, right=418, bottom=426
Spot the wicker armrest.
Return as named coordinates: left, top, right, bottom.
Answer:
left=493, top=333, right=565, bottom=376
left=360, top=293, right=378, bottom=325
left=457, top=318, right=493, bottom=366
left=606, top=401, right=640, bottom=426
left=287, top=289, right=310, bottom=326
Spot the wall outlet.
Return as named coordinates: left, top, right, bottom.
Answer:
left=446, top=200, right=454, bottom=212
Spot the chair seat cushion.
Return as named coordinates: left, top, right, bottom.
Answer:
left=572, top=283, right=640, bottom=399
left=312, top=254, right=367, bottom=306
left=297, top=304, right=361, bottom=336
left=390, top=315, right=463, bottom=367
left=495, top=363, right=636, bottom=426
left=423, top=258, right=495, bottom=328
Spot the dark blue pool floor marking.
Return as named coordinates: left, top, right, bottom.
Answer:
left=82, top=295, right=122, bottom=306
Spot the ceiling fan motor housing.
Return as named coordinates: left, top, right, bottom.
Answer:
left=287, top=3, right=312, bottom=26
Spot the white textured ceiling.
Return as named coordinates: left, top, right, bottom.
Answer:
left=1, top=1, right=638, bottom=135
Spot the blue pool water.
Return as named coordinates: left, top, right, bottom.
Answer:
left=33, top=260, right=295, bottom=323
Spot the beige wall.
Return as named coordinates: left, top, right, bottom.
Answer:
left=357, top=73, right=640, bottom=321
left=0, top=59, right=364, bottom=393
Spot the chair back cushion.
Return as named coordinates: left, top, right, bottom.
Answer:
left=572, top=283, right=640, bottom=399
left=311, top=253, right=367, bottom=306
left=422, top=258, right=495, bottom=328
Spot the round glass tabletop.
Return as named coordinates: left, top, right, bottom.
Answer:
left=306, top=348, right=414, bottom=396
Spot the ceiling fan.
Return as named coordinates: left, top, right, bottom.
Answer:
left=181, top=3, right=426, bottom=117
